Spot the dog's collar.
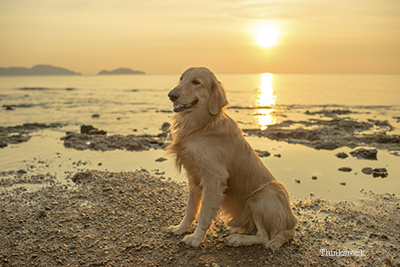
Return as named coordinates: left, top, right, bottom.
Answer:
left=173, top=99, right=198, bottom=112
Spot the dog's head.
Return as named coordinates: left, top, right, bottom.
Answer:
left=168, top=67, right=228, bottom=116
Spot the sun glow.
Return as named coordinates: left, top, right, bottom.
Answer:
left=257, top=73, right=276, bottom=130
left=253, top=24, right=280, bottom=48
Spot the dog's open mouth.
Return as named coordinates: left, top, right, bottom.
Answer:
left=173, top=99, right=198, bottom=112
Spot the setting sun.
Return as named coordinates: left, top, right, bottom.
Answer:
left=253, top=24, right=280, bottom=48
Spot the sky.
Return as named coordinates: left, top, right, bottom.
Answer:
left=1, top=0, right=399, bottom=75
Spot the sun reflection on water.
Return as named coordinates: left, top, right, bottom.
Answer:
left=257, top=73, right=276, bottom=130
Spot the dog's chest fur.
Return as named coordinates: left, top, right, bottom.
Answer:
left=167, top=127, right=225, bottom=188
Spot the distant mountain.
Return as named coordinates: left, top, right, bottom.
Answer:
left=98, top=68, right=145, bottom=75
left=0, top=64, right=81, bottom=76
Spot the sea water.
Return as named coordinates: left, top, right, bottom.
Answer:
left=1, top=74, right=400, bottom=200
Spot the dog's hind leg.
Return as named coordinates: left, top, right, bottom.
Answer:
left=227, top=181, right=297, bottom=250
left=226, top=213, right=269, bottom=246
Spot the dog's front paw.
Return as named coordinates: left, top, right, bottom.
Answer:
left=167, top=224, right=188, bottom=235
left=182, top=234, right=203, bottom=247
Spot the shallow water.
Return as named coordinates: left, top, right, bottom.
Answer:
left=1, top=74, right=400, bottom=200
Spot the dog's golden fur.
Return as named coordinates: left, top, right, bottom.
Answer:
left=166, top=67, right=298, bottom=249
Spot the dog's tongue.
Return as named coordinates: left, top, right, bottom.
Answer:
left=173, top=103, right=184, bottom=110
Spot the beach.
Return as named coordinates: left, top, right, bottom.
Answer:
left=1, top=74, right=400, bottom=266
left=1, top=170, right=399, bottom=266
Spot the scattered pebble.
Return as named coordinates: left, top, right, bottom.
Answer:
left=338, top=167, right=352, bottom=172
left=294, top=179, right=301, bottom=183
left=335, top=152, right=349, bottom=159
left=311, top=176, right=318, bottom=180
left=256, top=150, right=271, bottom=157
left=372, top=168, right=388, bottom=178
left=155, top=157, right=167, bottom=162
left=362, top=167, right=373, bottom=175
left=161, top=122, right=171, bottom=132
left=350, top=148, right=377, bottom=160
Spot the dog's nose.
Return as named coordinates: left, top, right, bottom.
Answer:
left=168, top=91, right=179, bottom=102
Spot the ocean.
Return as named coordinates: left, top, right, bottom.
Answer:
left=1, top=74, right=400, bottom=200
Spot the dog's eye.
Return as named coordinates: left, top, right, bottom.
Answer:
left=192, top=80, right=200, bottom=85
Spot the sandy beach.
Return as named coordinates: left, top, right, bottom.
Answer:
left=1, top=169, right=399, bottom=266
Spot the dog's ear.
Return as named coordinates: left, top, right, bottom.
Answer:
left=209, top=79, right=228, bottom=115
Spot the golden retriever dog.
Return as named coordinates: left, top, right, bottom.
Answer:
left=166, top=67, right=298, bottom=250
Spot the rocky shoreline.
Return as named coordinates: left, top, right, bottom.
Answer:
left=0, top=123, right=63, bottom=148
left=61, top=130, right=169, bottom=152
left=2, top=109, right=399, bottom=152
left=1, top=108, right=399, bottom=153
left=1, top=170, right=399, bottom=266
left=243, top=116, right=400, bottom=151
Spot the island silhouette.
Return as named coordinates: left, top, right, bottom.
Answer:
left=0, top=65, right=81, bottom=76
left=0, top=65, right=146, bottom=76
left=97, top=68, right=145, bottom=75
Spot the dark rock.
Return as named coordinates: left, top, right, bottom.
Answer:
left=71, top=172, right=92, bottom=183
left=362, top=167, right=373, bottom=175
left=311, top=176, right=318, bottom=180
left=350, top=148, right=377, bottom=160
left=372, top=168, right=388, bottom=178
left=255, top=150, right=271, bottom=157
left=155, top=157, right=167, bottom=162
left=338, top=167, right=352, bottom=172
left=376, top=134, right=400, bottom=144
left=92, top=114, right=100, bottom=118
left=3, top=104, right=35, bottom=110
left=335, top=152, right=349, bottom=159
left=8, top=134, right=31, bottom=143
left=161, top=122, right=171, bottom=132
left=314, top=142, right=341, bottom=150
left=294, top=179, right=301, bottom=184
left=80, top=125, right=107, bottom=135
left=80, top=125, right=95, bottom=134
left=5, top=105, right=15, bottom=110
left=17, top=169, right=27, bottom=175
left=305, top=109, right=353, bottom=117
left=367, top=119, right=393, bottom=131
left=340, top=182, right=346, bottom=186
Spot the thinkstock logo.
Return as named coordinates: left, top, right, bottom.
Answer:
left=320, top=249, right=366, bottom=257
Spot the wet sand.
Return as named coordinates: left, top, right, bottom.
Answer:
left=1, top=170, right=399, bottom=266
